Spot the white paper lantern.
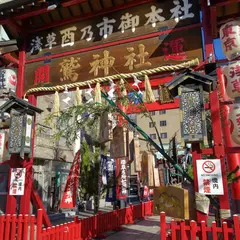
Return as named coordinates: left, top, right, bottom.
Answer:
left=0, top=68, right=17, bottom=93
left=220, top=20, right=240, bottom=60
left=223, top=62, right=240, bottom=98
left=229, top=102, right=240, bottom=145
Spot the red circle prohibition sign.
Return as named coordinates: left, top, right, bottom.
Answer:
left=202, top=161, right=215, bottom=173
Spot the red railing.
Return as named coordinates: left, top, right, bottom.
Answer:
left=0, top=201, right=154, bottom=240
left=160, top=212, right=240, bottom=240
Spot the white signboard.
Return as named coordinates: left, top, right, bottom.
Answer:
left=9, top=168, right=26, bottom=196
left=196, top=159, right=224, bottom=195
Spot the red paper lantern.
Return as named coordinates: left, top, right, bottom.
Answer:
left=223, top=62, right=240, bottom=99
left=220, top=20, right=240, bottom=60
left=229, top=102, right=240, bottom=145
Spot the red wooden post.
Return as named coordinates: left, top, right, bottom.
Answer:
left=211, top=221, right=218, bottom=240
left=209, top=89, right=231, bottom=219
left=5, top=214, right=11, bottom=240
left=10, top=214, right=17, bottom=240
left=55, top=225, right=60, bottom=240
left=180, top=221, right=187, bottom=240
left=36, top=209, right=43, bottom=240
left=30, top=215, right=35, bottom=240
left=20, top=95, right=36, bottom=215
left=17, top=214, right=23, bottom=240
left=23, top=215, right=29, bottom=240
left=190, top=220, right=197, bottom=240
left=192, top=143, right=208, bottom=223
left=0, top=215, right=4, bottom=240
left=233, top=215, right=240, bottom=239
left=222, top=222, right=229, bottom=240
left=59, top=224, right=64, bottom=240
left=160, top=212, right=166, bottom=240
left=200, top=221, right=207, bottom=240
left=170, top=219, right=176, bottom=240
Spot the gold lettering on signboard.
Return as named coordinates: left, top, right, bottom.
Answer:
left=60, top=26, right=77, bottom=47
left=59, top=57, right=81, bottom=82
left=124, top=44, right=151, bottom=71
left=89, top=50, right=115, bottom=76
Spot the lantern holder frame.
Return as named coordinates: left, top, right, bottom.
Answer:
left=0, top=95, right=42, bottom=158
left=165, top=69, right=217, bottom=98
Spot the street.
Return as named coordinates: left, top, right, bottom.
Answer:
left=105, top=216, right=160, bottom=240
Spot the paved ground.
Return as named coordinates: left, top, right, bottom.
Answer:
left=105, top=216, right=161, bottom=240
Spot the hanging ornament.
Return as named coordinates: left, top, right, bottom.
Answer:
left=223, top=62, right=240, bottom=99
left=94, top=82, right=102, bottom=103
left=86, top=83, right=94, bottom=103
left=220, top=20, right=240, bottom=60
left=107, top=79, right=116, bottom=100
left=62, top=87, right=72, bottom=109
left=143, top=75, right=155, bottom=103
left=76, top=87, right=82, bottom=105
left=53, top=91, right=60, bottom=117
left=132, top=75, right=142, bottom=90
left=120, top=78, right=127, bottom=97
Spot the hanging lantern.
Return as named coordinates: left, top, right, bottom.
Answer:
left=223, top=62, right=240, bottom=99
left=0, top=68, right=17, bottom=94
left=229, top=101, right=240, bottom=145
left=0, top=96, right=42, bottom=158
left=220, top=20, right=240, bottom=60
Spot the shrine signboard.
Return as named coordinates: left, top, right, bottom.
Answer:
left=24, top=0, right=203, bottom=92
left=26, top=0, right=200, bottom=60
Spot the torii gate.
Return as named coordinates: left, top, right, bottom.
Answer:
left=0, top=0, right=240, bottom=226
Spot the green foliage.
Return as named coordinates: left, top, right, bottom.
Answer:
left=187, top=166, right=194, bottom=180
left=79, top=140, right=100, bottom=201
left=44, top=102, right=116, bottom=147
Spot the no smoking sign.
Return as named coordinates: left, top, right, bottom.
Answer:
left=202, top=161, right=215, bottom=173
left=196, top=159, right=224, bottom=195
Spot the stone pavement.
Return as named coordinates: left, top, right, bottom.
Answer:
left=105, top=216, right=160, bottom=240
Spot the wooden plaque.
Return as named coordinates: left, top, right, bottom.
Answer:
left=110, top=126, right=127, bottom=158
left=133, top=137, right=141, bottom=172
left=24, top=27, right=203, bottom=92
left=26, top=0, right=200, bottom=60
left=154, top=186, right=189, bottom=220
left=141, top=151, right=154, bottom=187
left=100, top=112, right=113, bottom=143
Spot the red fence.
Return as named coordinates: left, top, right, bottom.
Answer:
left=0, top=201, right=154, bottom=240
left=160, top=212, right=240, bottom=240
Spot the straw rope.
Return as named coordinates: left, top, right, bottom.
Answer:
left=24, top=58, right=199, bottom=97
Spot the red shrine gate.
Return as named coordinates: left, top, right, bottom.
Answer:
left=0, top=0, right=240, bottom=228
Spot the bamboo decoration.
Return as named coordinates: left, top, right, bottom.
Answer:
left=53, top=91, right=60, bottom=117
left=76, top=87, right=82, bottom=105
left=120, top=78, right=127, bottom=97
left=94, top=82, right=102, bottom=103
left=143, top=75, right=155, bottom=103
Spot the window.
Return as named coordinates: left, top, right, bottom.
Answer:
left=160, top=133, right=168, bottom=139
left=149, top=122, right=156, bottom=128
left=160, top=121, right=167, bottom=127
left=150, top=134, right=156, bottom=139
left=159, top=110, right=166, bottom=115
left=151, top=111, right=156, bottom=116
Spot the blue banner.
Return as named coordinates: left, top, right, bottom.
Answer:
left=105, top=156, right=116, bottom=202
